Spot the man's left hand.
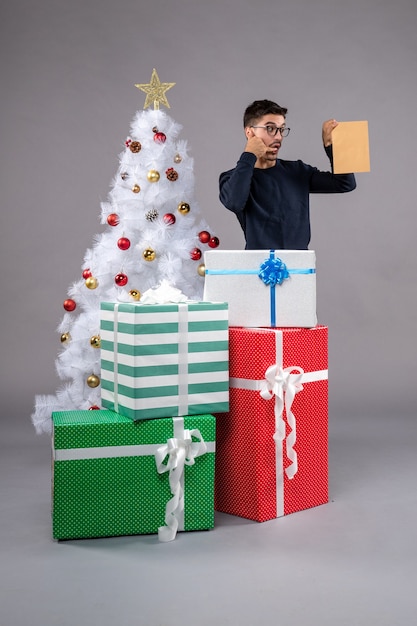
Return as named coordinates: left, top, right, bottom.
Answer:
left=322, top=119, right=339, bottom=147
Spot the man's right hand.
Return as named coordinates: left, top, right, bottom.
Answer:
left=244, top=128, right=269, bottom=160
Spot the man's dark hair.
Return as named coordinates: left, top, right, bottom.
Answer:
left=243, top=99, right=288, bottom=128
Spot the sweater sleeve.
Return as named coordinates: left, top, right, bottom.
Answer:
left=219, top=152, right=257, bottom=214
left=309, top=145, right=356, bottom=193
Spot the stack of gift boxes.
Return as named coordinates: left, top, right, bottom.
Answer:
left=51, top=249, right=328, bottom=541
left=204, top=250, right=328, bottom=522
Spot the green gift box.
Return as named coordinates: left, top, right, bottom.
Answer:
left=100, top=301, right=229, bottom=421
left=52, top=410, right=216, bottom=541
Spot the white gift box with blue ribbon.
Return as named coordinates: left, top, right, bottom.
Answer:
left=203, top=250, right=317, bottom=328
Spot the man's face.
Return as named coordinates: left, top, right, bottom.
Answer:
left=247, top=114, right=287, bottom=161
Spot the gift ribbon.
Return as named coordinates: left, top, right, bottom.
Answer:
left=112, top=303, right=120, bottom=413
left=54, top=443, right=162, bottom=460
left=229, top=330, right=328, bottom=517
left=177, top=304, right=189, bottom=416
left=205, top=250, right=315, bottom=326
left=155, top=416, right=208, bottom=542
left=111, top=303, right=190, bottom=415
left=259, top=364, right=303, bottom=480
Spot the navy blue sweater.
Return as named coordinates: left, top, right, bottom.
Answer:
left=219, top=145, right=356, bottom=249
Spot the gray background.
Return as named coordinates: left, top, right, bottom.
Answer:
left=1, top=0, right=416, bottom=418
left=1, top=1, right=416, bottom=625
left=2, top=0, right=416, bottom=420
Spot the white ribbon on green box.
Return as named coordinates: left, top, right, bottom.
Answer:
left=229, top=330, right=328, bottom=518
left=155, top=416, right=208, bottom=542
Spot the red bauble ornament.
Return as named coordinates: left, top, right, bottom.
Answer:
left=190, top=247, right=202, bottom=261
left=82, top=268, right=92, bottom=279
left=63, top=299, right=76, bottom=312
left=208, top=236, right=220, bottom=248
left=163, top=213, right=176, bottom=225
left=107, top=213, right=119, bottom=227
left=115, top=273, right=128, bottom=286
left=198, top=230, right=211, bottom=244
left=154, top=131, right=167, bottom=144
left=117, top=237, right=131, bottom=250
left=89, top=405, right=100, bottom=410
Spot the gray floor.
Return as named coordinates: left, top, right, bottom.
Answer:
left=1, top=409, right=416, bottom=626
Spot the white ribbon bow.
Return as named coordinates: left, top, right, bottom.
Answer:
left=259, top=365, right=304, bottom=479
left=155, top=428, right=207, bottom=542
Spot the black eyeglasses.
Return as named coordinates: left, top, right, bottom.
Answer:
left=251, top=125, right=291, bottom=138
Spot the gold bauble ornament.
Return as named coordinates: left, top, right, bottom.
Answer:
left=90, top=335, right=101, bottom=349
left=85, top=276, right=98, bottom=289
left=129, top=289, right=141, bottom=301
left=143, top=247, right=156, bottom=262
left=177, top=201, right=190, bottom=214
left=60, top=332, right=71, bottom=344
left=87, top=374, right=100, bottom=388
left=174, top=153, right=182, bottom=163
left=132, top=183, right=141, bottom=193
left=197, top=263, right=206, bottom=277
left=147, top=169, right=160, bottom=183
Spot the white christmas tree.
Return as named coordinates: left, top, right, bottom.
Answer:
left=32, top=69, right=220, bottom=434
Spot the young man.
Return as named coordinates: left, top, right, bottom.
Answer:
left=219, top=99, right=356, bottom=249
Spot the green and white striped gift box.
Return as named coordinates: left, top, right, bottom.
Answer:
left=100, top=301, right=229, bottom=421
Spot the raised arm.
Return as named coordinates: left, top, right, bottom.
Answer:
left=219, top=126, right=277, bottom=213
left=310, top=119, right=356, bottom=193
left=219, top=152, right=257, bottom=214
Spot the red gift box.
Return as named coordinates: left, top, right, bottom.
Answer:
left=215, top=325, right=328, bottom=522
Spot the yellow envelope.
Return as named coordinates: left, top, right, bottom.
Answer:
left=332, top=120, right=370, bottom=173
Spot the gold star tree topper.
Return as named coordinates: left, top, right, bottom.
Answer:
left=135, top=69, right=175, bottom=110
